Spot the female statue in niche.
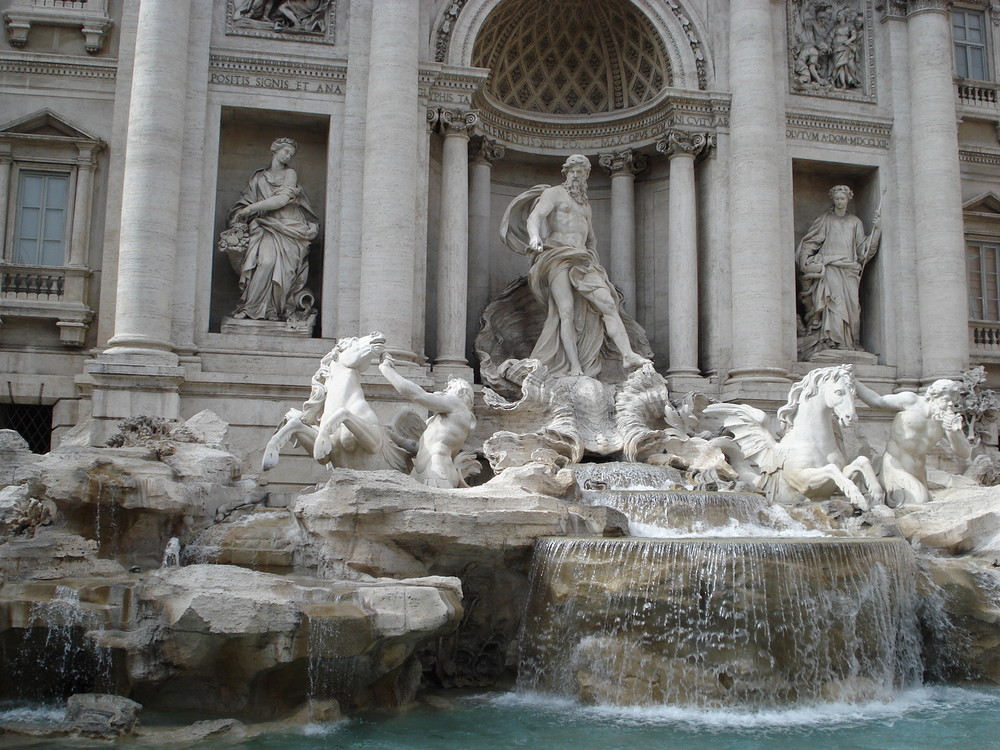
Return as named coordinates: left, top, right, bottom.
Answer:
left=796, top=184, right=881, bottom=359
left=220, top=137, right=319, bottom=324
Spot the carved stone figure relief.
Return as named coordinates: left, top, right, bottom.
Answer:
left=788, top=0, right=873, bottom=99
left=226, top=0, right=336, bottom=44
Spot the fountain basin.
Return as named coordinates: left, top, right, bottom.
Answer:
left=518, top=536, right=921, bottom=707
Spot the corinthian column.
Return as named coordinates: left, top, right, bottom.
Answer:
left=358, top=0, right=419, bottom=359
left=434, top=109, right=478, bottom=376
left=103, top=0, right=190, bottom=363
left=726, top=0, right=788, bottom=392
left=907, top=0, right=969, bottom=381
left=598, top=149, right=647, bottom=315
left=657, top=131, right=710, bottom=378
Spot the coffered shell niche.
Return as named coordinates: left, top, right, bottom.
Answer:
left=440, top=0, right=718, bottom=155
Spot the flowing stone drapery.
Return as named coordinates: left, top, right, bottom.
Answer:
left=726, top=0, right=788, bottom=391
left=434, top=109, right=477, bottom=375
left=102, top=0, right=190, bottom=362
left=358, top=0, right=419, bottom=360
left=598, top=149, right=646, bottom=317
left=468, top=137, right=504, bottom=362
left=907, top=0, right=969, bottom=381
left=657, top=132, right=710, bottom=378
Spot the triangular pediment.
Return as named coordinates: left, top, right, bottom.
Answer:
left=964, top=191, right=1000, bottom=216
left=0, top=108, right=101, bottom=142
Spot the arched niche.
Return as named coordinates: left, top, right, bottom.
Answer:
left=431, top=0, right=720, bottom=156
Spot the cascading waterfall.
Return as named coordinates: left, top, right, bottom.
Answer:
left=517, top=464, right=924, bottom=708
left=3, top=586, right=114, bottom=702
left=518, top=537, right=922, bottom=707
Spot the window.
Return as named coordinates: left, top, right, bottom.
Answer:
left=14, top=171, right=69, bottom=266
left=0, top=403, right=53, bottom=454
left=954, top=9, right=988, bottom=80
left=967, top=241, right=1000, bottom=320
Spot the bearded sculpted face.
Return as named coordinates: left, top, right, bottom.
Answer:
left=925, top=380, right=964, bottom=432
left=561, top=156, right=591, bottom=205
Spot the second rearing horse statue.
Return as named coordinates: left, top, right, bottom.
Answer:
left=705, top=365, right=884, bottom=511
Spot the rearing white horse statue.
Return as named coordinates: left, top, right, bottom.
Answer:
left=704, top=365, right=883, bottom=511
left=262, top=332, right=412, bottom=472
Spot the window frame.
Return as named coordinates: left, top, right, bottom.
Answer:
left=967, top=237, right=1000, bottom=321
left=5, top=162, right=76, bottom=268
left=953, top=6, right=991, bottom=81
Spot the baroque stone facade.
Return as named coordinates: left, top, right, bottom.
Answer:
left=0, top=0, right=996, bottom=490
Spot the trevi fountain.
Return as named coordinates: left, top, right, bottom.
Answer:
left=0, top=0, right=999, bottom=748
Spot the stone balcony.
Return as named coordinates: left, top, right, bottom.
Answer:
left=970, top=319, right=1000, bottom=363
left=0, top=262, right=92, bottom=347
left=3, top=0, right=112, bottom=53
left=956, top=79, right=1000, bottom=122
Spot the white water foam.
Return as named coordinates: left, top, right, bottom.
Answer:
left=489, top=686, right=1000, bottom=731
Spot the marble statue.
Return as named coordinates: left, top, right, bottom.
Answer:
left=262, top=333, right=411, bottom=472
left=796, top=184, right=881, bottom=359
left=221, top=137, right=319, bottom=326
left=855, top=379, right=972, bottom=507
left=705, top=365, right=883, bottom=511
left=378, top=354, right=479, bottom=488
left=500, top=154, right=651, bottom=379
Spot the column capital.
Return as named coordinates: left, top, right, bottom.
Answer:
left=75, top=143, right=100, bottom=168
left=598, top=149, right=647, bottom=177
left=438, top=108, right=479, bottom=137
left=470, top=136, right=505, bottom=165
left=906, top=0, right=951, bottom=16
left=656, top=130, right=714, bottom=160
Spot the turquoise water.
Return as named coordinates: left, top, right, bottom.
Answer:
left=3, top=686, right=1000, bottom=748
left=225, top=686, right=1000, bottom=750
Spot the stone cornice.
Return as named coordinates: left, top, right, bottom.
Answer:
left=0, top=52, right=116, bottom=80
left=474, top=88, right=730, bottom=155
left=209, top=50, right=347, bottom=81
left=959, top=147, right=1000, bottom=166
left=785, top=111, right=893, bottom=149
left=420, top=63, right=489, bottom=108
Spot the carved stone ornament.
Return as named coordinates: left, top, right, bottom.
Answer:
left=788, top=0, right=876, bottom=101
left=655, top=130, right=714, bottom=159
left=226, top=0, right=336, bottom=45
left=437, top=109, right=479, bottom=136
left=482, top=360, right=740, bottom=485
left=598, top=149, right=648, bottom=177
left=470, top=137, right=505, bottom=165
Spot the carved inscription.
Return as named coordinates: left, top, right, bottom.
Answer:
left=209, top=72, right=342, bottom=95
